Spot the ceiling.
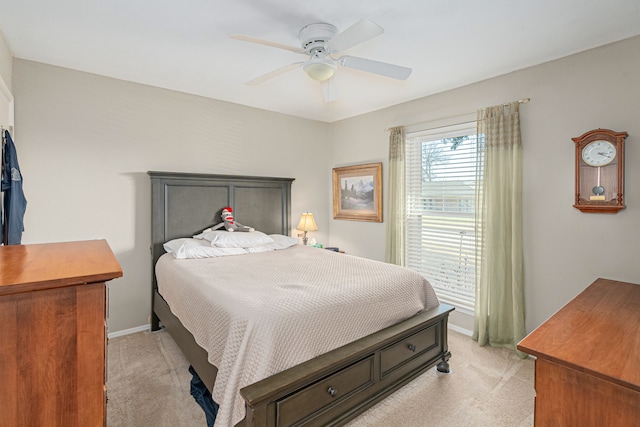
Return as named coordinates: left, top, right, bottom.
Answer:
left=1, top=0, right=639, bottom=123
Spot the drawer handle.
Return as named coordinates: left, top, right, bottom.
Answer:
left=327, top=386, right=338, bottom=397
left=408, top=344, right=416, bottom=352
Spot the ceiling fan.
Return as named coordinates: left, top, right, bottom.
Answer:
left=231, top=19, right=412, bottom=102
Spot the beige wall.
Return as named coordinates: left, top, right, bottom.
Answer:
left=329, top=35, right=640, bottom=333
left=0, top=31, right=12, bottom=128
left=10, top=35, right=640, bottom=335
left=12, top=60, right=330, bottom=333
left=0, top=31, right=12, bottom=89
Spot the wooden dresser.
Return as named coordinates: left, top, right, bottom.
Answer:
left=517, top=278, right=640, bottom=426
left=0, top=240, right=122, bottom=427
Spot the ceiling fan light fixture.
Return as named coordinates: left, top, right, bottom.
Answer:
left=234, top=18, right=409, bottom=99
left=303, top=58, right=336, bottom=81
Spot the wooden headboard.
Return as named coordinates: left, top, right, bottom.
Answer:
left=148, top=171, right=294, bottom=290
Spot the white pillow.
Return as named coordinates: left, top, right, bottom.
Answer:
left=269, top=234, right=299, bottom=247
left=193, top=230, right=274, bottom=248
left=163, top=238, right=249, bottom=259
left=246, top=234, right=299, bottom=253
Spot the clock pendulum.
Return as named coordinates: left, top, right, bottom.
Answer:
left=592, top=166, right=605, bottom=196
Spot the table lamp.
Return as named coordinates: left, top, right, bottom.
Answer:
left=296, top=212, right=318, bottom=245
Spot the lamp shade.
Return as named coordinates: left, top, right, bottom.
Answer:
left=296, top=213, right=318, bottom=232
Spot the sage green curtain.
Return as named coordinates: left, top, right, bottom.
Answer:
left=473, top=102, right=526, bottom=358
left=385, top=126, right=406, bottom=265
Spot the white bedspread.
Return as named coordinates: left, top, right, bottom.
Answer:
left=155, top=245, right=439, bottom=427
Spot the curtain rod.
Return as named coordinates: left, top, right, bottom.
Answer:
left=385, top=98, right=530, bottom=131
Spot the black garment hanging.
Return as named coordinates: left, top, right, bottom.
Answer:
left=1, top=128, right=6, bottom=244
left=1, top=128, right=27, bottom=245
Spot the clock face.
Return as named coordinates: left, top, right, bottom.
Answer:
left=582, top=140, right=616, bottom=166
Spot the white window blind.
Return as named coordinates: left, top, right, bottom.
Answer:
left=406, top=122, right=479, bottom=313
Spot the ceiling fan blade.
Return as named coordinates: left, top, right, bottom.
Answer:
left=321, top=77, right=339, bottom=103
left=326, top=18, right=384, bottom=53
left=231, top=34, right=305, bottom=54
left=339, top=55, right=412, bottom=80
left=245, top=62, right=303, bottom=85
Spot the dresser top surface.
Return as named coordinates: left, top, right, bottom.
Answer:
left=518, top=278, right=640, bottom=389
left=0, top=240, right=123, bottom=294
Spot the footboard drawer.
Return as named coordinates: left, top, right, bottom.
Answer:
left=380, top=324, right=438, bottom=377
left=275, top=356, right=374, bottom=426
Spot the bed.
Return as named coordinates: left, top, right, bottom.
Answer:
left=149, top=171, right=453, bottom=427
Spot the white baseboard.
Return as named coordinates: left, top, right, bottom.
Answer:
left=108, top=324, right=150, bottom=339
left=448, top=323, right=473, bottom=337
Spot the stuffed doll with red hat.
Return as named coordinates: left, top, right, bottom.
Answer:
left=207, top=206, right=254, bottom=232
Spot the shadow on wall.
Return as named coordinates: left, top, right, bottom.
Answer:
left=106, top=172, right=155, bottom=334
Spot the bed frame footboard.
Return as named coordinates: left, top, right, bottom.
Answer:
left=240, top=304, right=453, bottom=427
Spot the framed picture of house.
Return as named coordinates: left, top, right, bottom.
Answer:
left=332, top=162, right=382, bottom=222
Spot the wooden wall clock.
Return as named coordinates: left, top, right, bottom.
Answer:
left=572, top=128, right=628, bottom=213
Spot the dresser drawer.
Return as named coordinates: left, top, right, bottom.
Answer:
left=276, top=356, right=374, bottom=426
left=380, top=324, right=437, bottom=376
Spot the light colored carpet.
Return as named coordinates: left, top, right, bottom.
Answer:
left=107, top=330, right=206, bottom=426
left=344, top=331, right=535, bottom=427
left=107, top=329, right=534, bottom=427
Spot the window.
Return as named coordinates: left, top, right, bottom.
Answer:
left=405, top=122, right=481, bottom=313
